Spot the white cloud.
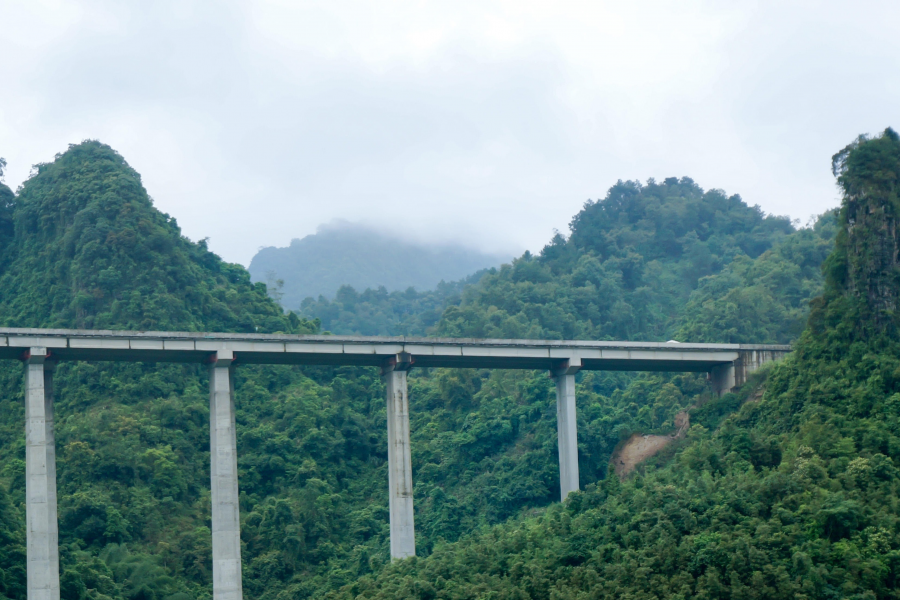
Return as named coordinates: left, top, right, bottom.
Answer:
left=0, top=0, right=897, bottom=264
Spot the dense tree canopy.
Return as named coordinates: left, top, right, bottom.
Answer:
left=676, top=212, right=836, bottom=344
left=299, top=274, right=486, bottom=337
left=434, top=178, right=798, bottom=341
left=0, top=143, right=308, bottom=334
left=304, top=177, right=824, bottom=344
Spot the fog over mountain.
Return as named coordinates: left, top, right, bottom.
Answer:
left=248, top=221, right=511, bottom=307
left=2, top=2, right=897, bottom=265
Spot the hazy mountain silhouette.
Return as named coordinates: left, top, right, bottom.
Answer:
left=248, top=221, right=511, bottom=307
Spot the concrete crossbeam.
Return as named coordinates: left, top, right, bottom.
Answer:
left=209, top=351, right=243, bottom=600
left=24, top=348, right=60, bottom=600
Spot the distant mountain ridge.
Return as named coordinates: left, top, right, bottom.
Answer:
left=248, top=221, right=511, bottom=308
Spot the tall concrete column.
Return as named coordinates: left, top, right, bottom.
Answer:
left=208, top=351, right=243, bottom=600
left=24, top=348, right=60, bottom=600
left=552, top=358, right=581, bottom=501
left=382, top=353, right=415, bottom=559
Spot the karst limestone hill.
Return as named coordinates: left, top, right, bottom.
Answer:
left=0, top=141, right=323, bottom=600
left=0, top=142, right=309, bottom=334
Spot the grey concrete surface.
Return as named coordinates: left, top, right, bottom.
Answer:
left=553, top=358, right=582, bottom=501
left=710, top=362, right=736, bottom=397
left=209, top=351, right=243, bottom=600
left=383, top=359, right=416, bottom=559
left=25, top=348, right=60, bottom=600
left=0, top=327, right=790, bottom=373
left=733, top=349, right=786, bottom=388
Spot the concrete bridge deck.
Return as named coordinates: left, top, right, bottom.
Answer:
left=0, top=327, right=789, bottom=370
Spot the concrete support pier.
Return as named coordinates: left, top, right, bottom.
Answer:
left=24, top=348, right=60, bottom=600
left=552, top=358, right=581, bottom=501
left=209, top=351, right=243, bottom=600
left=382, top=353, right=415, bottom=559
left=710, top=362, right=736, bottom=397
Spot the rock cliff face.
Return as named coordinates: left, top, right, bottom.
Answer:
left=827, top=128, right=900, bottom=338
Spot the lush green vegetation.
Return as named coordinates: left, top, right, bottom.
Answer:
left=249, top=223, right=508, bottom=309
left=437, top=178, right=796, bottom=341
left=675, top=211, right=836, bottom=344
left=0, top=133, right=874, bottom=600
left=0, top=145, right=311, bottom=334
left=321, top=129, right=900, bottom=599
left=298, top=273, right=485, bottom=337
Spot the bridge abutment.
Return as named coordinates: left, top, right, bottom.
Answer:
left=710, top=349, right=790, bottom=396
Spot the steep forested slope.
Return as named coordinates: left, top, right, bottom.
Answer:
left=676, top=212, right=836, bottom=344
left=0, top=145, right=302, bottom=333
left=326, top=130, right=900, bottom=599
left=0, top=141, right=843, bottom=600
left=0, top=143, right=332, bottom=600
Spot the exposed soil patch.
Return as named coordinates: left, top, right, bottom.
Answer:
left=612, top=411, right=690, bottom=478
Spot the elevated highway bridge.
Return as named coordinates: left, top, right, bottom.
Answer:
left=4, top=327, right=790, bottom=600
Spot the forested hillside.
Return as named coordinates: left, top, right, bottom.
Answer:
left=327, top=130, right=900, bottom=599
left=0, top=145, right=306, bottom=334
left=0, top=140, right=846, bottom=600
left=298, top=273, right=484, bottom=337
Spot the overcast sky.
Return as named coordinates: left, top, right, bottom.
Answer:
left=1, top=1, right=898, bottom=265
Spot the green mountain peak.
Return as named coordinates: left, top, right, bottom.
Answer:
left=0, top=141, right=312, bottom=334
